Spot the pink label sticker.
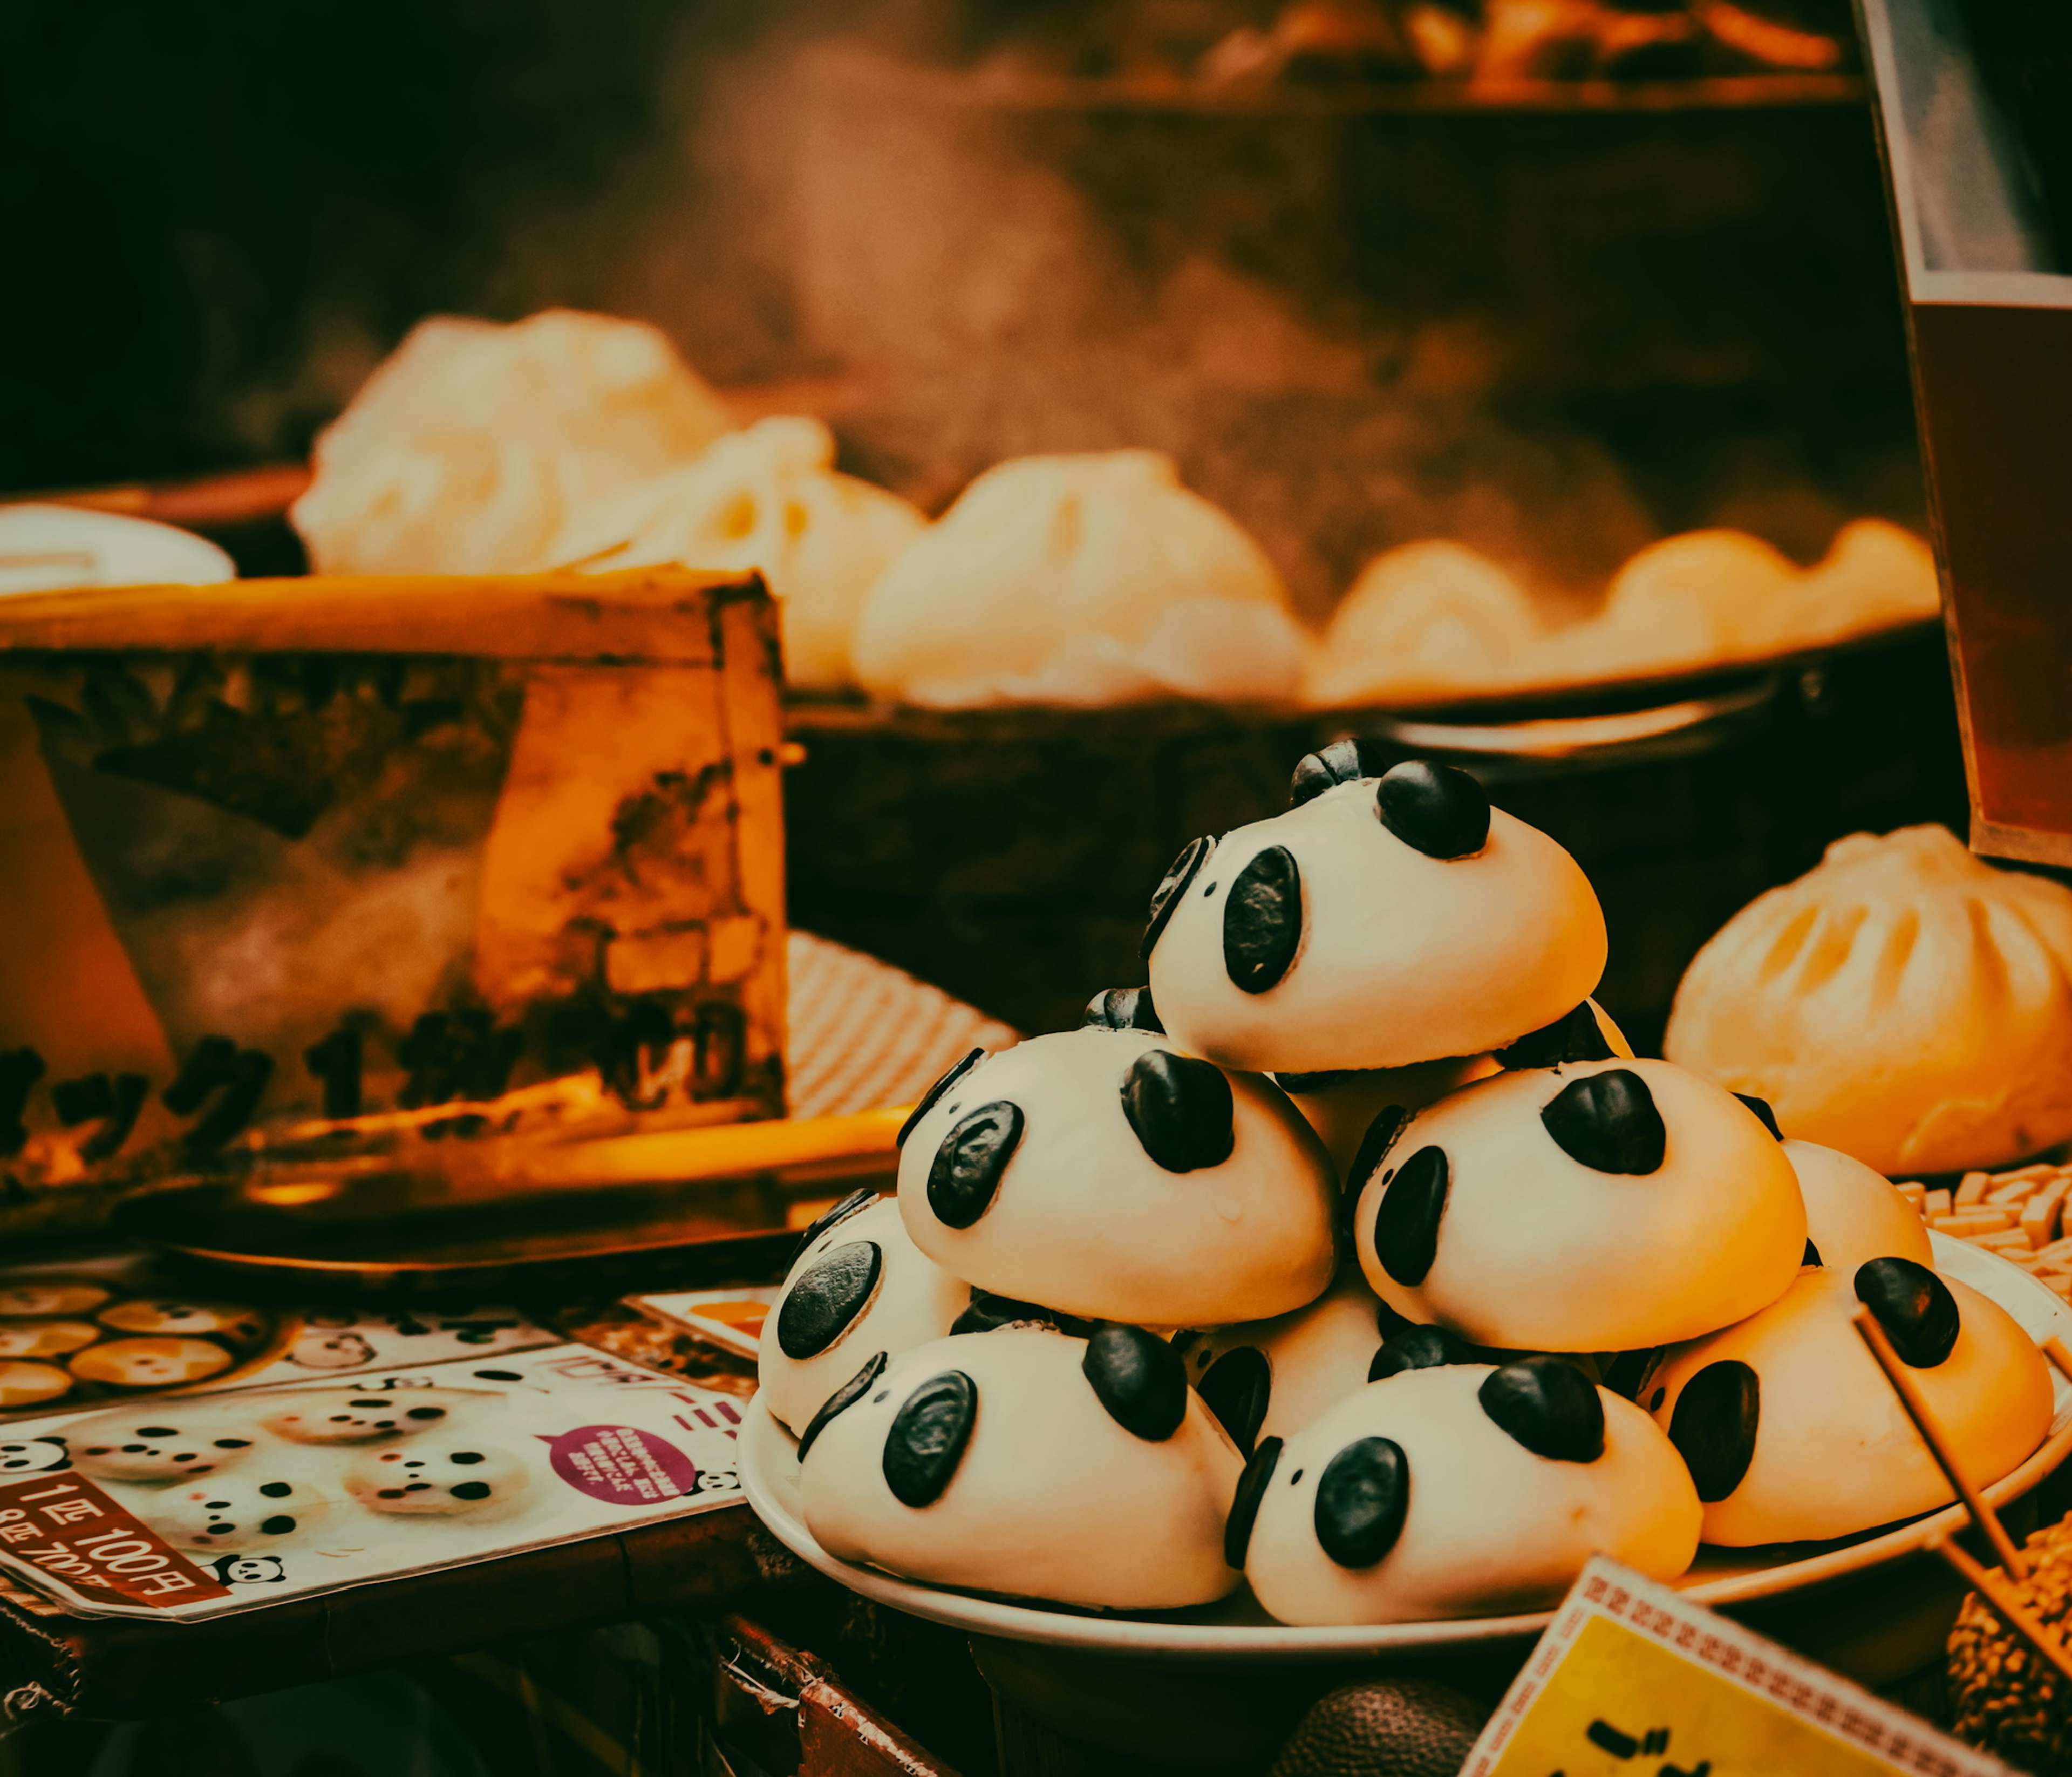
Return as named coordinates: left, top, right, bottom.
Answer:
left=543, top=1425, right=699, bottom=1506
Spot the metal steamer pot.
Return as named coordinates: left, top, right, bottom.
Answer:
left=782, top=622, right=1968, bottom=1049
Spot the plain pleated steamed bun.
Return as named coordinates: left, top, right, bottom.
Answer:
left=291, top=310, right=734, bottom=576
left=552, top=416, right=926, bottom=689
left=1666, top=826, right=2072, bottom=1174
left=1304, top=541, right=1541, bottom=707
left=850, top=450, right=1310, bottom=707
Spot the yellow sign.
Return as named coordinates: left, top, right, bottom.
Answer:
left=1465, top=1560, right=2010, bottom=1777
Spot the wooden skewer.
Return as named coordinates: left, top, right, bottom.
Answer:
left=2042, top=1337, right=2072, bottom=1387
left=1930, top=1534, right=2072, bottom=1687
left=1852, top=1309, right=2028, bottom=1579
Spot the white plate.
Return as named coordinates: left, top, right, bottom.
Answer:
left=739, top=1234, right=2072, bottom=1664
left=0, top=503, right=233, bottom=596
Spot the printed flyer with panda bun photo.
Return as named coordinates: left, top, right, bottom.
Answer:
left=0, top=1250, right=558, bottom=1421
left=0, top=1341, right=745, bottom=1620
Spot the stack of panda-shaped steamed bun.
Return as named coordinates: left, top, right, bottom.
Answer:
left=761, top=744, right=2059, bottom=1623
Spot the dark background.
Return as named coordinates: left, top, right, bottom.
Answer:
left=0, top=0, right=830, bottom=495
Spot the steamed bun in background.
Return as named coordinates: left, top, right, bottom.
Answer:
left=1566, top=528, right=1803, bottom=679
left=1794, top=518, right=1943, bottom=645
left=291, top=310, right=734, bottom=576
left=554, top=417, right=926, bottom=690
left=1306, top=519, right=1941, bottom=707
left=851, top=450, right=1312, bottom=708
left=1666, top=826, right=2072, bottom=1175
left=1305, top=541, right=1541, bottom=707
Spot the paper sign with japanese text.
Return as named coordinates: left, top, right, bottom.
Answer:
left=1463, top=1558, right=2012, bottom=1777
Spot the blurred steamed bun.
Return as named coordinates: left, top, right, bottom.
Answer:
left=291, top=310, right=733, bottom=576
left=1666, top=826, right=2072, bottom=1175
left=1794, top=518, right=1941, bottom=644
left=1306, top=541, right=1541, bottom=707
left=851, top=450, right=1310, bottom=707
left=1576, top=528, right=1803, bottom=677
left=1307, top=521, right=1942, bottom=706
left=554, top=417, right=926, bottom=690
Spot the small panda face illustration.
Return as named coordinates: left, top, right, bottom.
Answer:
left=68, top=1337, right=234, bottom=1389
left=0, top=1283, right=112, bottom=1319
left=97, top=1301, right=265, bottom=1343
left=1349, top=1059, right=1806, bottom=1355
left=756, top=1195, right=966, bottom=1438
left=0, top=1361, right=74, bottom=1408
left=69, top=1413, right=256, bottom=1483
left=209, top=1555, right=287, bottom=1584
left=145, top=1475, right=334, bottom=1551
left=0, top=1438, right=69, bottom=1474
left=260, top=1388, right=476, bottom=1444
left=1233, top=1360, right=1700, bottom=1626
left=894, top=1027, right=1335, bottom=1329
left=287, top=1330, right=378, bottom=1371
left=0, top=1320, right=100, bottom=1360
left=795, top=1327, right=1244, bottom=1612
left=1143, top=760, right=1607, bottom=1077
left=343, top=1442, right=531, bottom=1515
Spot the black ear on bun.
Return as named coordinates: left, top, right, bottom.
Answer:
left=1477, top=1356, right=1605, bottom=1463
left=1373, top=761, right=1490, bottom=861
left=1121, top=1051, right=1236, bottom=1173
left=1496, top=1003, right=1616, bottom=1070
left=1085, top=986, right=1164, bottom=1033
left=1539, top=1070, right=1667, bottom=1175
left=1082, top=1324, right=1189, bottom=1442
left=1855, top=1257, right=1961, bottom=1369
left=1289, top=737, right=1371, bottom=808
left=1141, top=836, right=1213, bottom=962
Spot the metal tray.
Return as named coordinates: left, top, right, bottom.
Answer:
left=113, top=1111, right=903, bottom=1296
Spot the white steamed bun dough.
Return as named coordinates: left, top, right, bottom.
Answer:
left=797, top=1326, right=1244, bottom=1610
left=1276, top=997, right=1631, bottom=1177
left=1184, top=1269, right=1396, bottom=1454
left=1648, top=1258, right=2052, bottom=1545
left=1666, top=826, right=2072, bottom=1175
left=850, top=450, right=1311, bottom=709
left=895, top=1026, right=1335, bottom=1327
left=1232, top=1357, right=1700, bottom=1625
left=1788, top=1139, right=1931, bottom=1274
left=291, top=309, right=734, bottom=576
left=1352, top=1057, right=1806, bottom=1353
left=551, top=414, right=925, bottom=690
left=758, top=1190, right=967, bottom=1436
left=1144, top=747, right=1606, bottom=1075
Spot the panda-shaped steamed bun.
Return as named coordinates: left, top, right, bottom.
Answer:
left=1647, top=1257, right=2052, bottom=1545
left=1352, top=1057, right=1807, bottom=1353
left=1786, top=1139, right=1932, bottom=1274
left=1184, top=1269, right=1394, bottom=1453
left=896, top=1027, right=1335, bottom=1327
left=1274, top=1000, right=1631, bottom=1177
left=798, top=1326, right=1244, bottom=1610
left=1144, top=752, right=1607, bottom=1076
left=759, top=1191, right=968, bottom=1437
left=1233, top=1357, right=1699, bottom=1625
